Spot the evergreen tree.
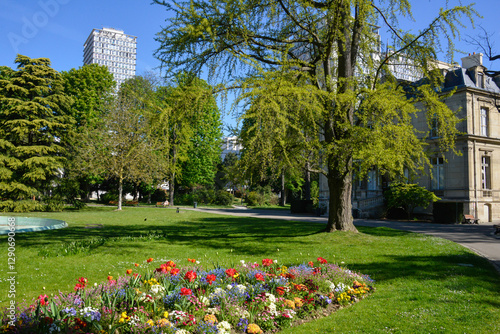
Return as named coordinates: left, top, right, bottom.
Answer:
left=0, top=55, right=73, bottom=211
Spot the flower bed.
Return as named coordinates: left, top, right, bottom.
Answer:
left=1, top=257, right=374, bottom=333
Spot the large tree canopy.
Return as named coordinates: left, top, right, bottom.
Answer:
left=154, top=0, right=476, bottom=231
left=62, top=63, right=115, bottom=128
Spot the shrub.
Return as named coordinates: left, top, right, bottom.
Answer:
left=99, top=192, right=118, bottom=204
left=384, top=183, right=440, bottom=219
left=214, top=190, right=234, bottom=206
left=43, top=198, right=65, bottom=212
left=246, top=191, right=265, bottom=206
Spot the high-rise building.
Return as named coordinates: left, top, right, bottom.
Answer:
left=83, top=27, right=137, bottom=88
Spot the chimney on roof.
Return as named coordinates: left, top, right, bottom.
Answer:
left=461, top=53, right=483, bottom=69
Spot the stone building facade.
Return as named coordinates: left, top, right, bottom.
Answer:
left=319, top=53, right=500, bottom=223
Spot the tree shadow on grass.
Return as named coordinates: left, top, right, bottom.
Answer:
left=12, top=216, right=325, bottom=255
left=348, top=252, right=500, bottom=308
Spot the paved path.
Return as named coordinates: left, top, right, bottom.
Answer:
left=191, top=207, right=500, bottom=273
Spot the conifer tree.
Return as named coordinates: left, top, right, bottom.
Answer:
left=0, top=55, right=73, bottom=211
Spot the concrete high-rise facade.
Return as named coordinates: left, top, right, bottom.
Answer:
left=83, top=27, right=137, bottom=88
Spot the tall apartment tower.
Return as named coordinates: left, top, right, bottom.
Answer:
left=83, top=27, right=137, bottom=88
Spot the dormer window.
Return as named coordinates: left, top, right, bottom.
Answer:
left=478, top=72, right=484, bottom=88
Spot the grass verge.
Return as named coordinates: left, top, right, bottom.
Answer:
left=0, top=207, right=499, bottom=333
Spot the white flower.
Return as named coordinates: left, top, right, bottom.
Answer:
left=206, top=307, right=220, bottom=315
left=217, top=320, right=231, bottom=334
left=273, top=259, right=278, bottom=263
left=235, top=284, right=247, bottom=293
left=149, top=284, right=165, bottom=295
left=226, top=284, right=233, bottom=290
left=268, top=302, right=276, bottom=312
left=265, top=292, right=276, bottom=303
left=325, top=280, right=336, bottom=292
left=176, top=330, right=191, bottom=334
left=199, top=296, right=210, bottom=306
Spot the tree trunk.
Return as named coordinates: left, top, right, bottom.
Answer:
left=304, top=163, right=311, bottom=201
left=117, top=178, right=123, bottom=211
left=169, top=172, right=175, bottom=206
left=279, top=171, right=286, bottom=206
left=324, top=164, right=357, bottom=232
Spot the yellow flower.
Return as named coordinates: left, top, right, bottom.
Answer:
left=146, top=319, right=154, bottom=327
left=163, top=311, right=169, bottom=319
left=156, top=318, right=171, bottom=327
left=119, top=311, right=130, bottom=323
left=247, top=323, right=263, bottom=334
left=294, top=297, right=303, bottom=308
left=204, top=314, right=217, bottom=324
left=284, top=299, right=295, bottom=309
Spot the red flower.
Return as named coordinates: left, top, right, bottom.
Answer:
left=134, top=263, right=139, bottom=267
left=184, top=270, right=197, bottom=282
left=262, top=258, right=273, bottom=267
left=317, top=257, right=328, bottom=264
left=313, top=267, right=321, bottom=275
left=187, top=258, right=196, bottom=263
left=107, top=275, right=113, bottom=281
left=74, top=277, right=88, bottom=291
left=147, top=258, right=154, bottom=263
left=165, top=260, right=176, bottom=267
left=133, top=273, right=141, bottom=279
left=170, top=268, right=180, bottom=276
left=180, top=287, right=192, bottom=296
left=225, top=268, right=238, bottom=278
left=206, top=274, right=216, bottom=285
left=255, top=273, right=265, bottom=281
left=126, top=269, right=133, bottom=274
left=77, top=277, right=88, bottom=286
left=276, top=286, right=286, bottom=295
left=308, top=261, right=314, bottom=267
left=38, top=294, right=49, bottom=306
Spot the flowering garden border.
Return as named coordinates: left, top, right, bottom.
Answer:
left=1, top=257, right=374, bottom=333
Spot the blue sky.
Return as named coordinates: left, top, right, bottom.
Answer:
left=0, top=0, right=498, bottom=131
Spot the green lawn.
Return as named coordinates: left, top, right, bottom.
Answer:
left=1, top=207, right=499, bottom=333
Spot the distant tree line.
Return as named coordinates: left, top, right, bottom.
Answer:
left=0, top=55, right=225, bottom=211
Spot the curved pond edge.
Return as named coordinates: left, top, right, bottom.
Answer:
left=0, top=216, right=68, bottom=234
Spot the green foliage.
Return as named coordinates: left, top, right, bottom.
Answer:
left=153, top=0, right=477, bottom=231
left=0, top=55, right=74, bottom=208
left=61, top=63, right=115, bottom=127
left=214, top=189, right=234, bottom=206
left=42, top=196, right=66, bottom=212
left=73, top=91, right=163, bottom=210
left=384, top=182, right=440, bottom=219
left=177, top=75, right=223, bottom=188
left=0, top=199, right=44, bottom=212
left=246, top=186, right=279, bottom=206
